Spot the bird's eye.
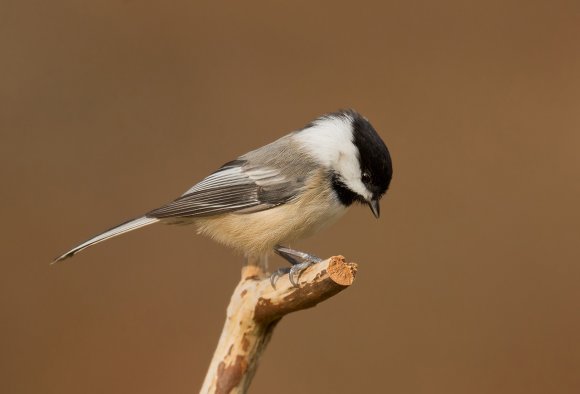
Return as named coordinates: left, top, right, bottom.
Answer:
left=361, top=172, right=371, bottom=183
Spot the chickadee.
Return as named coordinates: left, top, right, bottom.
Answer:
left=54, top=109, right=393, bottom=286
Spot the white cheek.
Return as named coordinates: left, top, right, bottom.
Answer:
left=336, top=153, right=372, bottom=200
left=294, top=114, right=372, bottom=201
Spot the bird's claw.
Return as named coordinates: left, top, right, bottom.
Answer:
left=270, top=267, right=290, bottom=289
left=288, top=261, right=315, bottom=287
left=269, top=261, right=316, bottom=289
left=270, top=245, right=323, bottom=289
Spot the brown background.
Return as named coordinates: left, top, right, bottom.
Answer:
left=2, top=1, right=579, bottom=393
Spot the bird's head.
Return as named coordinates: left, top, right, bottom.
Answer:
left=296, top=109, right=393, bottom=218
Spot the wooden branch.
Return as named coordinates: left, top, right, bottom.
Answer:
left=200, top=256, right=358, bottom=394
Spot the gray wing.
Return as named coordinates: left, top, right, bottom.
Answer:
left=146, top=159, right=304, bottom=218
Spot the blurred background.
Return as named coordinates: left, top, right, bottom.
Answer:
left=2, top=1, right=579, bottom=393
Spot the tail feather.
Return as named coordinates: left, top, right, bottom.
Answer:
left=52, top=216, right=159, bottom=264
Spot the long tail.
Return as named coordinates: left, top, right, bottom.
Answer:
left=52, top=216, right=159, bottom=264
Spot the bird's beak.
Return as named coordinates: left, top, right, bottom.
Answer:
left=368, top=199, right=380, bottom=218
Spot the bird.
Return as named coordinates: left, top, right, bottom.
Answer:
left=53, top=109, right=393, bottom=287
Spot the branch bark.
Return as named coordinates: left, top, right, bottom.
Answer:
left=200, top=256, right=358, bottom=394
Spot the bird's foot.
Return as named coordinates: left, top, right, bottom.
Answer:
left=270, top=245, right=323, bottom=289
left=275, top=245, right=323, bottom=266
left=270, top=267, right=290, bottom=289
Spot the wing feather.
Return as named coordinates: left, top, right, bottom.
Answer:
left=146, top=160, right=300, bottom=218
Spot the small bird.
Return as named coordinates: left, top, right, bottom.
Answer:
left=53, top=110, right=393, bottom=286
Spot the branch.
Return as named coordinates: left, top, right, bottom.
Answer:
left=200, top=256, right=358, bottom=394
